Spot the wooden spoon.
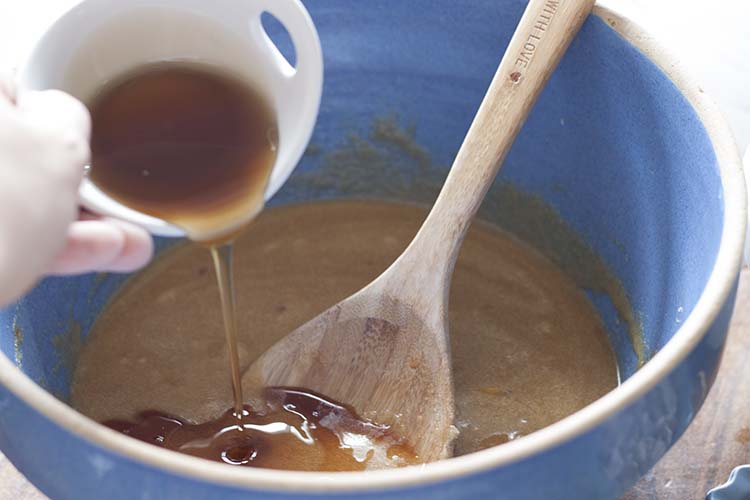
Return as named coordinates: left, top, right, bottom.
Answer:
left=245, top=0, right=595, bottom=462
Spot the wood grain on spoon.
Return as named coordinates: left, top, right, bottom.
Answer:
left=245, top=0, right=595, bottom=462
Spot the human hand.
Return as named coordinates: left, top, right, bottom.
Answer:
left=0, top=74, right=153, bottom=306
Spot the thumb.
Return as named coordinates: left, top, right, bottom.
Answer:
left=15, top=88, right=90, bottom=139
left=14, top=89, right=91, bottom=187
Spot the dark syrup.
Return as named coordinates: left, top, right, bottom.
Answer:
left=88, top=62, right=277, bottom=241
left=88, top=63, right=276, bottom=416
left=104, top=388, right=418, bottom=471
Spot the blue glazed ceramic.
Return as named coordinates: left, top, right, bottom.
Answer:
left=707, top=466, right=750, bottom=500
left=0, top=1, right=746, bottom=499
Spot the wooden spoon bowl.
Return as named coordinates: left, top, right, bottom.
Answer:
left=246, top=0, right=596, bottom=462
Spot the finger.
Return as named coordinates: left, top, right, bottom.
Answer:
left=16, top=89, right=91, bottom=140
left=48, top=218, right=153, bottom=275
left=99, top=217, right=154, bottom=272
left=48, top=220, right=125, bottom=275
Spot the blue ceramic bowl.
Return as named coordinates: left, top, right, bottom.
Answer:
left=0, top=2, right=746, bottom=499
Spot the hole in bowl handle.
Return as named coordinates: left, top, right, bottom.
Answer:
left=253, top=0, right=323, bottom=92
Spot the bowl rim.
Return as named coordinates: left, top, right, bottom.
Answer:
left=0, top=3, right=746, bottom=494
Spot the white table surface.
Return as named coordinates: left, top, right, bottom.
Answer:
left=0, top=1, right=748, bottom=498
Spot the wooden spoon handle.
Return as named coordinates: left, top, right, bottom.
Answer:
left=393, top=0, right=595, bottom=293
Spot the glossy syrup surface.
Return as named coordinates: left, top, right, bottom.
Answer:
left=104, top=387, right=418, bottom=471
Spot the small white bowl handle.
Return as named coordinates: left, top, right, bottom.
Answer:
left=251, top=0, right=324, bottom=204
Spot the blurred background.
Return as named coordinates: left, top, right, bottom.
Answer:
left=600, top=0, right=750, bottom=153
left=2, top=0, right=749, bottom=152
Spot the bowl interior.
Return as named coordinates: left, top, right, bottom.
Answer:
left=1, top=0, right=724, bottom=439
